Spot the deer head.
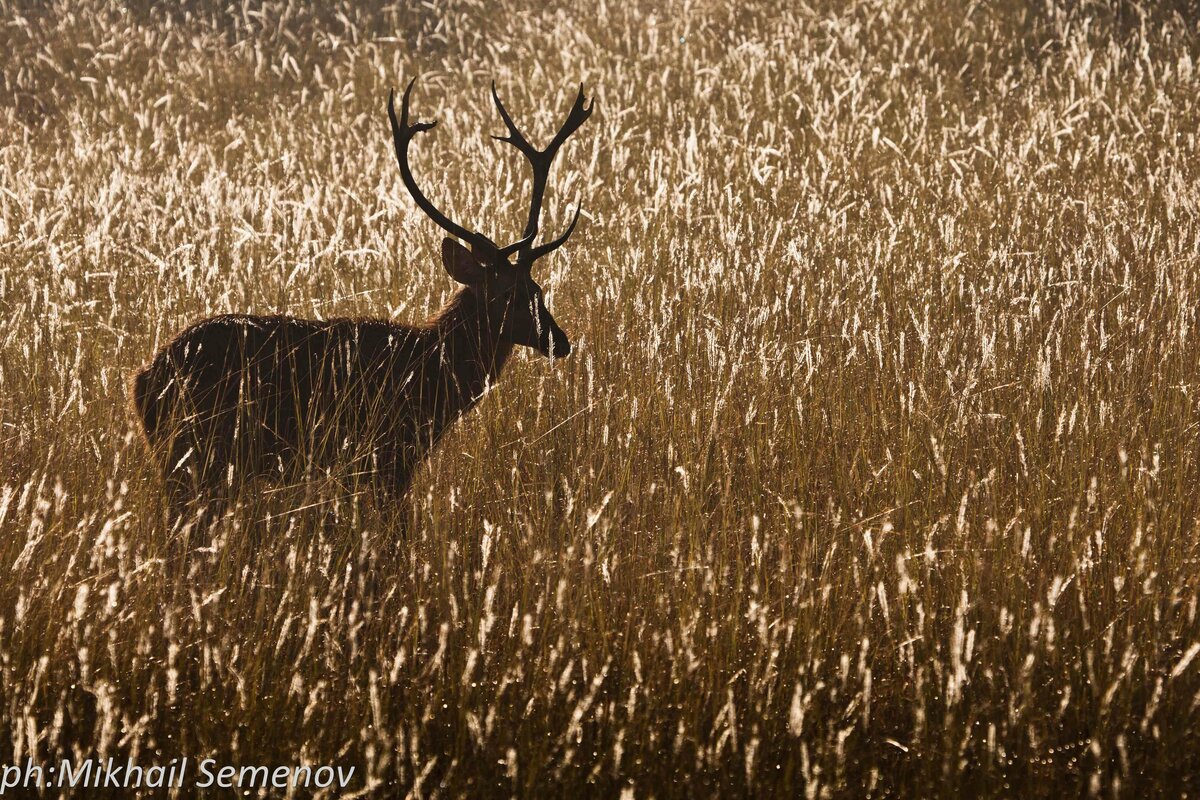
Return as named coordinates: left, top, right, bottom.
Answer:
left=388, top=78, right=593, bottom=358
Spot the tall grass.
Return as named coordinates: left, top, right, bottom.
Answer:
left=2, top=0, right=1200, bottom=796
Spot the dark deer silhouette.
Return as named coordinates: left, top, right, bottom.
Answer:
left=132, top=78, right=593, bottom=527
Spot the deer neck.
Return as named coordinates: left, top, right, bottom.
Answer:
left=429, top=287, right=513, bottom=405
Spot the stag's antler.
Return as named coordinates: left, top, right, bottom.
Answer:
left=491, top=82, right=594, bottom=265
left=389, top=79, right=533, bottom=260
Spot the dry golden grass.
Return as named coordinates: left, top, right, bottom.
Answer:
left=2, top=0, right=1200, bottom=796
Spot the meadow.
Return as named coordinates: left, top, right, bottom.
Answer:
left=2, top=0, right=1200, bottom=796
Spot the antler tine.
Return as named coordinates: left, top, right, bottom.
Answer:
left=388, top=78, right=488, bottom=249
left=490, top=82, right=594, bottom=262
left=545, top=84, right=594, bottom=158
left=491, top=82, right=539, bottom=159
left=497, top=230, right=537, bottom=260
left=493, top=82, right=594, bottom=165
left=527, top=203, right=582, bottom=262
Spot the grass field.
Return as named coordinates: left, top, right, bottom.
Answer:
left=2, top=0, right=1200, bottom=796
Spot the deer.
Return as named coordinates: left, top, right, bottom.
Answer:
left=131, top=77, right=594, bottom=530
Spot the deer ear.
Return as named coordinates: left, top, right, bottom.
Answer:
left=441, top=238, right=487, bottom=285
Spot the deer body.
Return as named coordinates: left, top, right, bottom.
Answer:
left=133, top=78, right=592, bottom=525
left=133, top=285, right=516, bottom=516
